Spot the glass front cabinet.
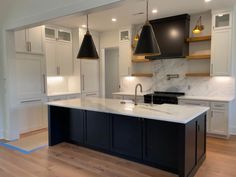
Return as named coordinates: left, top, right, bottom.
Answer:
left=45, top=26, right=72, bottom=42
left=212, top=11, right=232, bottom=31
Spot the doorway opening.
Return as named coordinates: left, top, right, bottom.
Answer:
left=105, top=47, right=119, bottom=98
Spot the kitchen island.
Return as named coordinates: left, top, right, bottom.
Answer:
left=48, top=98, right=209, bottom=177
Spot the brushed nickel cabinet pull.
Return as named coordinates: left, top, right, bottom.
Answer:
left=21, top=99, right=42, bottom=103
left=43, top=74, right=46, bottom=94
left=82, top=75, right=85, bottom=91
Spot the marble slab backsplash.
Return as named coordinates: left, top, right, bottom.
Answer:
left=120, top=59, right=235, bottom=97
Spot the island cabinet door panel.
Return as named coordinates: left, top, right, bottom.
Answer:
left=143, top=119, right=179, bottom=172
left=48, top=106, right=70, bottom=146
left=111, top=115, right=142, bottom=159
left=182, top=120, right=197, bottom=177
left=197, top=115, right=206, bottom=162
left=85, top=111, right=110, bottom=150
left=67, top=109, right=84, bottom=144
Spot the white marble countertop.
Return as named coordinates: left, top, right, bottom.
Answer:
left=112, top=92, right=150, bottom=96
left=47, top=92, right=81, bottom=97
left=47, top=97, right=209, bottom=124
left=178, top=96, right=235, bottom=102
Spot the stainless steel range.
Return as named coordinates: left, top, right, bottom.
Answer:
left=144, top=92, right=185, bottom=105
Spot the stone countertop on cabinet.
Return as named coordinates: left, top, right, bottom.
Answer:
left=178, top=95, right=235, bottom=102
left=47, top=92, right=81, bottom=97
left=47, top=97, right=209, bottom=124
left=112, top=92, right=151, bottom=97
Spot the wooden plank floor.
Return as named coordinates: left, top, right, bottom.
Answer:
left=0, top=136, right=236, bottom=177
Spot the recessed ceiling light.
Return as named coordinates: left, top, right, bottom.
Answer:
left=82, top=24, right=87, bottom=28
left=218, top=14, right=224, bottom=17
left=112, top=18, right=117, bottom=22
left=205, top=0, right=212, bottom=3
left=152, top=9, right=158, bottom=14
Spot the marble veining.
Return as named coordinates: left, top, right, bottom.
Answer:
left=47, top=97, right=209, bottom=124
left=121, top=59, right=235, bottom=98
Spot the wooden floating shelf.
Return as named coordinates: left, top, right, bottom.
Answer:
left=132, top=59, right=152, bottom=63
left=131, top=73, right=153, bottom=77
left=185, top=73, right=210, bottom=77
left=186, top=55, right=211, bottom=60
left=186, top=35, right=211, bottom=42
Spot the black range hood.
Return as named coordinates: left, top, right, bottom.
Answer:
left=146, top=14, right=190, bottom=60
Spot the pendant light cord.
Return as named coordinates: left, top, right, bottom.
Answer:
left=87, top=14, right=89, bottom=32
left=146, top=0, right=148, bottom=22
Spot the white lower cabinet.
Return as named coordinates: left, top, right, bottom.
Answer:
left=210, top=102, right=228, bottom=136
left=179, top=100, right=211, bottom=132
left=179, top=99, right=230, bottom=138
left=17, top=99, right=45, bottom=134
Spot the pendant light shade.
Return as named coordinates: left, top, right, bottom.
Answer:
left=134, top=0, right=161, bottom=56
left=77, top=15, right=99, bottom=59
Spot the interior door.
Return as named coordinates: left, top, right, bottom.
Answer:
left=105, top=48, right=119, bottom=98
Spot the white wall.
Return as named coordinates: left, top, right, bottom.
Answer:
left=0, top=0, right=121, bottom=139
left=0, top=17, right=4, bottom=138
left=100, top=30, right=119, bottom=49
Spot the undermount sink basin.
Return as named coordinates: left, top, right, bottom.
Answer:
left=137, top=104, right=172, bottom=115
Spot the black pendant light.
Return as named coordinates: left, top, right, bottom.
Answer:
left=77, top=14, right=99, bottom=59
left=134, top=0, right=161, bottom=56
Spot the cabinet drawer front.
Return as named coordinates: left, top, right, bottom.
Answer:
left=179, top=100, right=210, bottom=107
left=211, top=102, right=227, bottom=110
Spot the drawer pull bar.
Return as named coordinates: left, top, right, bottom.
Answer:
left=21, top=99, right=42, bottom=103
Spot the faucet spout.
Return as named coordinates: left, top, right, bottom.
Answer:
left=135, top=83, right=143, bottom=105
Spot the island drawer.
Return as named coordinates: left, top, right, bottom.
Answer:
left=211, top=102, right=227, bottom=110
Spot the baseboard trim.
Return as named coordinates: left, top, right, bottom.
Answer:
left=0, top=129, right=4, bottom=139
left=230, top=126, right=236, bottom=135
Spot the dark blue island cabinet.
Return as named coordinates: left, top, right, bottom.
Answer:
left=48, top=106, right=206, bottom=177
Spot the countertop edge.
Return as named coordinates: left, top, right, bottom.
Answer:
left=178, top=96, right=235, bottom=102
left=47, top=101, right=209, bottom=124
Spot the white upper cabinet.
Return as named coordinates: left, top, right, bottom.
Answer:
left=211, top=10, right=233, bottom=76
left=15, top=26, right=43, bottom=54
left=57, top=42, right=73, bottom=75
left=45, top=27, right=73, bottom=76
left=211, top=29, right=232, bottom=76
left=45, top=27, right=57, bottom=40
left=212, top=11, right=232, bottom=31
left=45, top=26, right=72, bottom=42
left=119, top=28, right=132, bottom=77
left=45, top=40, right=57, bottom=76
left=79, top=28, right=100, bottom=94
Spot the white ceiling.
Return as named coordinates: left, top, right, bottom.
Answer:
left=48, top=0, right=236, bottom=32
